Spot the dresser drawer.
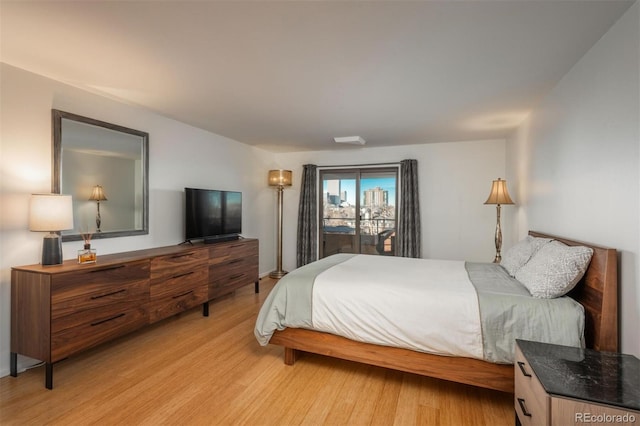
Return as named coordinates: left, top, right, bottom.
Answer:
left=208, top=239, right=258, bottom=266
left=209, top=254, right=253, bottom=277
left=515, top=344, right=549, bottom=426
left=51, top=261, right=150, bottom=319
left=150, top=249, right=207, bottom=280
left=148, top=284, right=208, bottom=323
left=208, top=264, right=258, bottom=298
left=150, top=266, right=208, bottom=299
left=52, top=279, right=149, bottom=321
left=52, top=260, right=149, bottom=292
left=51, top=305, right=147, bottom=361
left=208, top=239, right=258, bottom=298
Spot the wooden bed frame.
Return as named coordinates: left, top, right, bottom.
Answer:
left=268, top=231, right=618, bottom=393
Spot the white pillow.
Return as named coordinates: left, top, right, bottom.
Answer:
left=515, top=240, right=593, bottom=299
left=500, top=235, right=552, bottom=276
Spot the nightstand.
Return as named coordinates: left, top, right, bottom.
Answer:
left=515, top=339, right=639, bottom=426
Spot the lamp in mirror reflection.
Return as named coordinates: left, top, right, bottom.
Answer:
left=29, top=194, right=74, bottom=265
left=484, top=178, right=514, bottom=263
left=89, top=185, right=108, bottom=232
left=268, top=170, right=293, bottom=279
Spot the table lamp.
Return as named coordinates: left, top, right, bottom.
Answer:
left=89, top=185, right=107, bottom=232
left=29, top=194, right=74, bottom=265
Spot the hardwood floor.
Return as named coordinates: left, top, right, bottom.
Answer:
left=0, top=278, right=513, bottom=425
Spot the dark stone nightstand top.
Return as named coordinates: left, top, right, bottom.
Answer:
left=516, top=339, right=639, bottom=411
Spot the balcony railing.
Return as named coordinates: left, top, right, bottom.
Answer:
left=322, top=218, right=396, bottom=257
left=323, top=218, right=396, bottom=235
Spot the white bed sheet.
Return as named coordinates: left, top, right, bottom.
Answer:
left=311, top=255, right=485, bottom=359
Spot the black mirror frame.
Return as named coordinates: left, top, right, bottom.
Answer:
left=52, top=109, right=149, bottom=242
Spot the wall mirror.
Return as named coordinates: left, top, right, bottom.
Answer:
left=52, top=109, right=149, bottom=241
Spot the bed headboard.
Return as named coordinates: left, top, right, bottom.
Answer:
left=528, top=231, right=618, bottom=352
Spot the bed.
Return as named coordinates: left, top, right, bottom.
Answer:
left=255, top=231, right=618, bottom=393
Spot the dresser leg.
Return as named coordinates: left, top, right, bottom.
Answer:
left=254, top=280, right=259, bottom=293
left=45, top=363, right=53, bottom=390
left=202, top=302, right=209, bottom=317
left=10, top=352, right=17, bottom=377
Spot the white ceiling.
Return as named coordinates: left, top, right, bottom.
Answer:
left=1, top=1, right=635, bottom=152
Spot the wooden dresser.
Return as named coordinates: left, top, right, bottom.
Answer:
left=515, top=339, right=639, bottom=426
left=10, top=238, right=259, bottom=389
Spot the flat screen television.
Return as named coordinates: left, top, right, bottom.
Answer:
left=185, top=187, right=242, bottom=243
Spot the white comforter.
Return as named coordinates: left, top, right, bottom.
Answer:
left=311, top=255, right=485, bottom=359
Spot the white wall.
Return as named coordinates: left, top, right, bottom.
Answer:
left=0, top=63, right=277, bottom=377
left=274, top=139, right=511, bottom=271
left=506, top=3, right=639, bottom=356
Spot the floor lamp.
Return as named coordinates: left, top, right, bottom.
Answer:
left=484, top=178, right=514, bottom=263
left=269, top=170, right=292, bottom=279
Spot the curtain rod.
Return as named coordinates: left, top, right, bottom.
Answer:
left=317, top=162, right=401, bottom=169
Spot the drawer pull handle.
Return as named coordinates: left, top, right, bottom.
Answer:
left=172, top=271, right=194, bottom=279
left=517, top=398, right=532, bottom=417
left=171, top=253, right=193, bottom=259
left=90, top=265, right=125, bottom=273
left=172, top=290, right=193, bottom=299
left=229, top=259, right=243, bottom=264
left=517, top=361, right=532, bottom=377
left=91, top=289, right=126, bottom=300
left=91, top=313, right=125, bottom=326
left=230, top=273, right=244, bottom=280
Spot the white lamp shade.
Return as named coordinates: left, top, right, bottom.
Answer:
left=29, top=194, right=74, bottom=232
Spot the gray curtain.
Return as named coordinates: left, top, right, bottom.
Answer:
left=397, top=159, right=421, bottom=258
left=296, top=164, right=317, bottom=267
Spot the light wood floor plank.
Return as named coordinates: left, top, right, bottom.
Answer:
left=0, top=278, right=513, bottom=425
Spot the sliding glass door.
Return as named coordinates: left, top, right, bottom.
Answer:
left=319, top=168, right=398, bottom=258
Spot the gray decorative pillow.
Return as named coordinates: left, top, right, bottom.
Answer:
left=500, top=235, right=552, bottom=277
left=515, top=241, right=593, bottom=298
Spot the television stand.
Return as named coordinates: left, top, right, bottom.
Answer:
left=10, top=238, right=259, bottom=389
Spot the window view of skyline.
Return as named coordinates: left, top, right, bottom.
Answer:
left=321, top=170, right=398, bottom=258
left=322, top=176, right=396, bottom=206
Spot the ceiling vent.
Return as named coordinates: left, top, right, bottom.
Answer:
left=334, top=136, right=366, bottom=145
